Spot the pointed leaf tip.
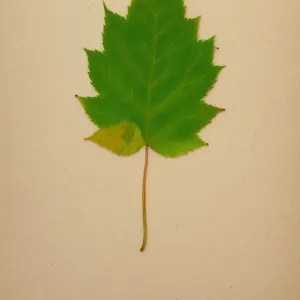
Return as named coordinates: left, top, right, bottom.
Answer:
left=102, top=0, right=108, bottom=10
left=83, top=47, right=90, bottom=54
left=103, top=1, right=113, bottom=16
left=75, top=95, right=86, bottom=107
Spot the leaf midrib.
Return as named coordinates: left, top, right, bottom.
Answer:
left=145, top=13, right=158, bottom=141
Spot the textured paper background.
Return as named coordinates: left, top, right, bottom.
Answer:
left=1, top=0, right=300, bottom=299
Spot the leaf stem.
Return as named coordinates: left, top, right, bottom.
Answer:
left=140, top=144, right=149, bottom=252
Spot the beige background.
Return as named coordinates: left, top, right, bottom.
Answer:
left=1, top=0, right=300, bottom=299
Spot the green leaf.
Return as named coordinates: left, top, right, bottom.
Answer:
left=84, top=120, right=145, bottom=156
left=76, top=0, right=225, bottom=251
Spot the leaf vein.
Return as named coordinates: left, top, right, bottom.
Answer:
left=150, top=50, right=204, bottom=116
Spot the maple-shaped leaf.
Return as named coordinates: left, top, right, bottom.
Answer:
left=76, top=0, right=225, bottom=252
